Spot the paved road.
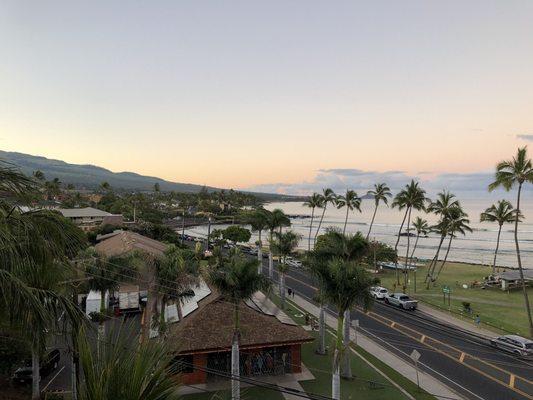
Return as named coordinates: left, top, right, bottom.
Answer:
left=260, top=257, right=533, bottom=400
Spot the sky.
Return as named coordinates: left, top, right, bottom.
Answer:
left=1, top=1, right=533, bottom=194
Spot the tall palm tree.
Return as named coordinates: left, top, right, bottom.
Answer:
left=32, top=169, right=45, bottom=182
left=410, top=217, right=429, bottom=260
left=307, top=230, right=369, bottom=379
left=265, top=209, right=290, bottom=279
left=155, top=245, right=199, bottom=334
left=248, top=208, right=269, bottom=271
left=208, top=255, right=271, bottom=400
left=77, top=323, right=180, bottom=400
left=271, top=230, right=301, bottom=309
left=303, top=193, right=323, bottom=251
left=489, top=147, right=533, bottom=336
left=335, top=190, right=362, bottom=235
left=314, top=188, right=336, bottom=240
left=399, top=181, right=428, bottom=287
left=311, top=258, right=374, bottom=400
left=433, top=207, right=472, bottom=282
left=480, top=200, right=520, bottom=274
left=424, top=191, right=460, bottom=284
left=366, top=183, right=392, bottom=239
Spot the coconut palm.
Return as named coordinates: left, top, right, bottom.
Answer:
left=424, top=191, right=460, bottom=284
left=335, top=190, right=362, bottom=235
left=77, top=323, right=180, bottom=400
left=303, top=193, right=324, bottom=251
left=32, top=169, right=45, bottom=182
left=480, top=200, right=520, bottom=274
left=248, top=208, right=269, bottom=271
left=399, top=181, right=428, bottom=287
left=154, top=245, right=199, bottom=334
left=489, top=147, right=533, bottom=336
left=410, top=217, right=429, bottom=260
left=271, top=230, right=301, bottom=309
left=311, top=258, right=374, bottom=399
left=432, top=207, right=472, bottom=282
left=307, top=230, right=370, bottom=380
left=207, top=255, right=271, bottom=400
left=314, top=188, right=336, bottom=240
left=366, top=183, right=392, bottom=239
left=265, top=209, right=291, bottom=279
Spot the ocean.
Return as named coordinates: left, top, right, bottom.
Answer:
left=185, top=191, right=533, bottom=269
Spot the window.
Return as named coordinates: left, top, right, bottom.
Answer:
left=170, top=355, right=194, bottom=374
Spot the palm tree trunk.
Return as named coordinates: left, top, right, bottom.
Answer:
left=279, top=272, right=286, bottom=309
left=425, top=234, right=445, bottom=288
left=514, top=184, right=533, bottom=337
left=342, top=206, right=349, bottom=235
left=314, top=206, right=327, bottom=240
left=332, top=314, right=344, bottom=400
left=32, top=347, right=40, bottom=400
left=341, top=309, right=352, bottom=379
left=232, top=304, right=240, bottom=400
left=410, top=233, right=420, bottom=260
left=404, top=207, right=412, bottom=289
left=434, top=235, right=453, bottom=282
left=268, top=231, right=274, bottom=280
left=317, top=303, right=326, bottom=355
left=308, top=207, right=315, bottom=251
left=257, top=230, right=263, bottom=271
left=492, top=225, right=502, bottom=275
left=367, top=204, right=378, bottom=240
left=395, top=209, right=409, bottom=284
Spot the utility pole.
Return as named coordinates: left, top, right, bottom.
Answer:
left=181, top=209, right=186, bottom=244
left=206, top=216, right=212, bottom=251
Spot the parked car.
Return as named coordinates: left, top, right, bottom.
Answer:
left=385, top=293, right=418, bottom=310
left=370, top=286, right=389, bottom=300
left=490, top=335, right=533, bottom=357
left=12, top=349, right=60, bottom=384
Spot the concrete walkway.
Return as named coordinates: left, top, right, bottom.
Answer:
left=288, top=292, right=463, bottom=400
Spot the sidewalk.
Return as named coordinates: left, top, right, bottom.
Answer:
left=288, top=292, right=463, bottom=400
left=416, top=302, right=497, bottom=338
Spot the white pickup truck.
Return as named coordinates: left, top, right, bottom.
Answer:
left=385, top=293, right=418, bottom=310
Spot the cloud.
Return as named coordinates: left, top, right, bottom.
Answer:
left=246, top=168, right=526, bottom=196
left=517, top=134, right=533, bottom=141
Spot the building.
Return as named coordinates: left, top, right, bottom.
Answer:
left=499, top=269, right=533, bottom=291
left=59, top=207, right=123, bottom=231
left=168, top=291, right=313, bottom=385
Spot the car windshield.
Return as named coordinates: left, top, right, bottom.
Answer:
left=380, top=289, right=388, bottom=293
left=525, top=343, right=533, bottom=350
left=399, top=296, right=409, bottom=300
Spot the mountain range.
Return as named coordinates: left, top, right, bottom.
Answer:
left=0, top=150, right=294, bottom=200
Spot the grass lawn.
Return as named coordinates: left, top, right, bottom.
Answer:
left=377, top=261, right=533, bottom=337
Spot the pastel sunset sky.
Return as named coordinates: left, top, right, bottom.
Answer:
left=2, top=1, right=533, bottom=193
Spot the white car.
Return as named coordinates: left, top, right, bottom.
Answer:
left=370, top=286, right=389, bottom=300
left=490, top=335, right=533, bottom=357
left=385, top=293, right=418, bottom=310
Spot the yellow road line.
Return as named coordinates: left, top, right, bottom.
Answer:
left=510, top=374, right=516, bottom=388
left=459, top=353, right=466, bottom=363
left=420, top=335, right=426, bottom=343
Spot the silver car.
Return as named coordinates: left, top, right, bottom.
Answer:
left=490, top=335, right=533, bottom=357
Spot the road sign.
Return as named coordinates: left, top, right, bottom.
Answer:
left=410, top=349, right=421, bottom=362
left=442, top=286, right=451, bottom=294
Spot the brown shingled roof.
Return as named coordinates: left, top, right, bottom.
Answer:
left=169, top=296, right=313, bottom=354
left=95, top=231, right=167, bottom=258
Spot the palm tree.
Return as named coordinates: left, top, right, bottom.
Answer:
left=366, top=183, right=392, bottom=239
left=489, top=147, right=533, bottom=336
left=77, top=323, right=180, bottom=400
left=335, top=190, right=362, bottom=235
left=271, top=230, right=301, bottom=309
left=154, top=245, right=199, bottom=334
left=314, top=188, right=336, bottom=240
left=208, top=255, right=271, bottom=400
left=424, top=191, right=460, bottom=285
left=265, top=209, right=290, bottom=279
left=303, top=193, right=323, bottom=251
left=432, top=207, right=472, bottom=282
left=312, top=258, right=374, bottom=399
left=307, top=230, right=370, bottom=380
left=399, top=181, right=428, bottom=287
left=248, top=208, right=269, bottom=271
left=32, top=169, right=45, bottom=182
left=480, top=200, right=519, bottom=274
left=410, top=217, right=429, bottom=260
left=100, top=181, right=111, bottom=192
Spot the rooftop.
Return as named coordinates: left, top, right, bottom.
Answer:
left=59, top=207, right=112, bottom=218
left=95, top=230, right=167, bottom=258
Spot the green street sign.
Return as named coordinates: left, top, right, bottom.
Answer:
left=442, top=286, right=451, bottom=294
